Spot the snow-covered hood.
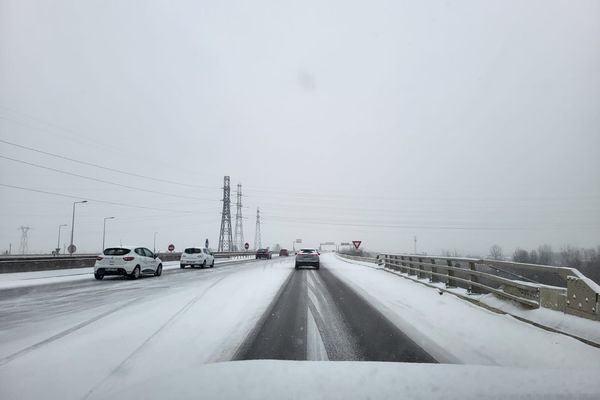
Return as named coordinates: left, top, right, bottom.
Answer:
left=97, top=360, right=599, bottom=400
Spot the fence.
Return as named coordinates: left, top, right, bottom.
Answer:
left=378, top=254, right=600, bottom=321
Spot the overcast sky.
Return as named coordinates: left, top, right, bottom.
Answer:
left=1, top=0, right=599, bottom=256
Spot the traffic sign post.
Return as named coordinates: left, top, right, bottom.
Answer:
left=168, top=244, right=175, bottom=252
left=352, top=241, right=362, bottom=250
left=67, top=244, right=76, bottom=254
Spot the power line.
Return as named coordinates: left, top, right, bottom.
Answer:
left=0, top=138, right=220, bottom=190
left=0, top=153, right=220, bottom=203
left=260, top=214, right=595, bottom=231
left=0, top=105, right=221, bottom=182
left=0, top=182, right=198, bottom=214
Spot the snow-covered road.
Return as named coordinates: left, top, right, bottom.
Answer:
left=0, top=253, right=599, bottom=399
left=0, top=257, right=291, bottom=399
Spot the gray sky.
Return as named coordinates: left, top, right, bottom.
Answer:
left=1, top=0, right=599, bottom=256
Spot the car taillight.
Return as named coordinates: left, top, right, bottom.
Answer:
left=123, top=256, right=135, bottom=261
left=96, top=256, right=103, bottom=261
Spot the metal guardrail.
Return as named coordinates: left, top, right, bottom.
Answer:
left=336, top=253, right=379, bottom=264
left=379, top=254, right=600, bottom=321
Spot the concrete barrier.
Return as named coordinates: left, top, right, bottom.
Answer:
left=0, top=251, right=252, bottom=273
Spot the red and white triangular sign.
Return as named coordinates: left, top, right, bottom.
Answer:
left=352, top=240, right=362, bottom=250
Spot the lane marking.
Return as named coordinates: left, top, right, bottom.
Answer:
left=306, top=306, right=329, bottom=361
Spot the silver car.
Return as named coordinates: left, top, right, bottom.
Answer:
left=295, top=248, right=320, bottom=270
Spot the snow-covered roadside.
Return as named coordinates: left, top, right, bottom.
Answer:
left=0, top=258, right=293, bottom=400
left=0, top=257, right=255, bottom=290
left=342, top=254, right=600, bottom=346
left=107, top=360, right=600, bottom=400
left=324, top=253, right=600, bottom=368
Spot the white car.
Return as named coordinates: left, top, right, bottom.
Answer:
left=180, top=247, right=215, bottom=269
left=94, top=246, right=162, bottom=280
left=295, top=248, right=320, bottom=270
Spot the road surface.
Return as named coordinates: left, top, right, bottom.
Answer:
left=235, top=266, right=435, bottom=362
left=1, top=253, right=598, bottom=400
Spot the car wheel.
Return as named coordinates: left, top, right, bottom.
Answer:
left=295, top=263, right=299, bottom=270
left=130, top=266, right=141, bottom=280
left=180, top=264, right=185, bottom=269
left=210, top=259, right=215, bottom=268
left=154, top=264, right=163, bottom=277
left=315, top=263, right=320, bottom=270
left=201, top=260, right=206, bottom=269
left=94, top=272, right=104, bottom=280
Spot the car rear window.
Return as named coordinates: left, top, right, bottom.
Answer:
left=185, top=248, right=202, bottom=254
left=300, top=249, right=315, bottom=253
left=103, top=248, right=131, bottom=256
left=257, top=249, right=268, bottom=253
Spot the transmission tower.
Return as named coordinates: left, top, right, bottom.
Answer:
left=217, top=176, right=233, bottom=251
left=233, top=184, right=244, bottom=251
left=254, top=207, right=262, bottom=250
left=19, top=226, right=31, bottom=254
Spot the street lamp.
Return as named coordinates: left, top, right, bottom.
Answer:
left=153, top=232, right=158, bottom=253
left=102, top=217, right=115, bottom=251
left=69, top=200, right=87, bottom=255
left=56, top=224, right=67, bottom=255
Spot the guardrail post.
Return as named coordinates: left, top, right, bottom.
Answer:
left=468, top=261, right=480, bottom=294
left=417, top=257, right=425, bottom=279
left=430, top=258, right=438, bottom=283
left=446, top=259, right=457, bottom=288
left=399, top=256, right=405, bottom=273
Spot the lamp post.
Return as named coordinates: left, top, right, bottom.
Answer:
left=69, top=200, right=87, bottom=255
left=56, top=224, right=67, bottom=255
left=102, top=217, right=115, bottom=251
left=153, top=232, right=158, bottom=253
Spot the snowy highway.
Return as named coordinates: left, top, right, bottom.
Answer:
left=1, top=254, right=600, bottom=399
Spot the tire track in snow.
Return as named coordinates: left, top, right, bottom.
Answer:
left=81, top=274, right=231, bottom=400
left=0, top=298, right=143, bottom=366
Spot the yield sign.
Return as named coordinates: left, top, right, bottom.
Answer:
left=352, top=240, right=362, bottom=250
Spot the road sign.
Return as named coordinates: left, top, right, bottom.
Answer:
left=168, top=244, right=175, bottom=252
left=352, top=241, right=362, bottom=250
left=244, top=242, right=249, bottom=250
left=67, top=244, right=76, bottom=254
left=340, top=242, right=351, bottom=246
left=205, top=239, right=209, bottom=249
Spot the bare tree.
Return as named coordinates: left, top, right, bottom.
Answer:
left=489, top=244, right=503, bottom=260
left=537, top=244, right=553, bottom=265
left=513, top=248, right=529, bottom=263
left=559, top=245, right=582, bottom=268
left=529, top=249, right=538, bottom=264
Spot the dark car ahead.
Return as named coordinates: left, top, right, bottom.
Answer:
left=256, top=248, right=271, bottom=259
left=279, top=249, right=289, bottom=257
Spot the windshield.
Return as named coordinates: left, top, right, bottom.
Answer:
left=1, top=1, right=599, bottom=399
left=184, top=248, right=202, bottom=254
left=103, top=248, right=131, bottom=256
